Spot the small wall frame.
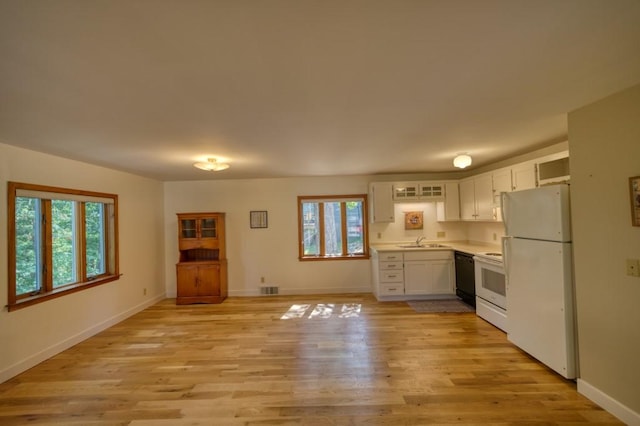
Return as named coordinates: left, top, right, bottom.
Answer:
left=404, top=211, right=423, bottom=230
left=250, top=210, right=268, bottom=228
left=630, top=176, right=640, bottom=227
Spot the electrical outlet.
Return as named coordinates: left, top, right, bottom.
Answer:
left=437, top=231, right=445, bottom=238
left=260, top=276, right=265, bottom=283
left=493, top=233, right=497, bottom=241
left=143, top=288, right=147, bottom=295
left=626, top=259, right=640, bottom=277
left=377, top=232, right=382, bottom=239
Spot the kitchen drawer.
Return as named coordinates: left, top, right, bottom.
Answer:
left=403, top=250, right=453, bottom=261
left=379, top=283, right=404, bottom=295
left=379, top=252, right=403, bottom=262
left=379, top=261, right=403, bottom=270
left=380, top=270, right=403, bottom=282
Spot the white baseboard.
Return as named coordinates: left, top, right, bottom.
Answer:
left=0, top=294, right=165, bottom=384
left=229, top=287, right=372, bottom=297
left=578, top=378, right=640, bottom=425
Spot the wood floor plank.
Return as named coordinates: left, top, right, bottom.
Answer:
left=0, top=294, right=622, bottom=425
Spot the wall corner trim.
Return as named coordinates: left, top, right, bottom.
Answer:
left=577, top=378, right=640, bottom=425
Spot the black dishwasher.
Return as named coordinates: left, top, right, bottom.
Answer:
left=454, top=251, right=476, bottom=307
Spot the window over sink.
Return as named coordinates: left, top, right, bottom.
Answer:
left=297, top=194, right=369, bottom=261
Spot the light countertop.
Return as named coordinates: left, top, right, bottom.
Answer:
left=370, top=240, right=501, bottom=256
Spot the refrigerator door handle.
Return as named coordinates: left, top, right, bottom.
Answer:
left=502, top=236, right=512, bottom=279
left=500, top=192, right=509, bottom=228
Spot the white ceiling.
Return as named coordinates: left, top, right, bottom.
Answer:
left=1, top=0, right=639, bottom=181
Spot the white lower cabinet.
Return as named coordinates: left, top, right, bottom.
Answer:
left=374, top=252, right=404, bottom=296
left=404, top=261, right=430, bottom=295
left=373, top=250, right=454, bottom=300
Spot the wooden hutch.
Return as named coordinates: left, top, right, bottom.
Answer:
left=176, top=212, right=227, bottom=304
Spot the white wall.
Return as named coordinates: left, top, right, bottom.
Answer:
left=0, top=143, right=165, bottom=382
left=164, top=176, right=378, bottom=296
left=467, top=221, right=505, bottom=246
left=569, top=84, right=640, bottom=423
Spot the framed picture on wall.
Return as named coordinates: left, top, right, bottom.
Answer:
left=250, top=210, right=268, bottom=228
left=404, top=211, right=423, bottom=230
left=630, top=176, right=640, bottom=227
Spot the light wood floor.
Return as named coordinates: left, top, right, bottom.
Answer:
left=0, top=294, right=621, bottom=425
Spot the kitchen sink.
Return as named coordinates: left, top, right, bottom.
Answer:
left=396, top=243, right=449, bottom=249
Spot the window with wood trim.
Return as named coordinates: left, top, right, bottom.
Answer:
left=7, top=182, right=119, bottom=311
left=297, top=194, right=369, bottom=261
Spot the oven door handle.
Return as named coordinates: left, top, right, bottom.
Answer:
left=501, top=236, right=512, bottom=282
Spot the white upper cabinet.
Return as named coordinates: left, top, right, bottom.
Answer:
left=492, top=168, right=512, bottom=204
left=459, top=179, right=475, bottom=221
left=392, top=182, right=419, bottom=200
left=460, top=174, right=494, bottom=221
left=417, top=183, right=445, bottom=198
left=491, top=168, right=512, bottom=222
left=393, top=182, right=445, bottom=201
left=536, top=151, right=570, bottom=186
left=368, top=149, right=567, bottom=223
left=511, top=161, right=537, bottom=191
left=436, top=182, right=460, bottom=222
left=369, top=182, right=395, bottom=223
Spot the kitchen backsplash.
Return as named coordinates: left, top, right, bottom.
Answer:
left=369, top=202, right=505, bottom=245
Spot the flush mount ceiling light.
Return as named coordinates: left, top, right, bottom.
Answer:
left=193, top=158, right=230, bottom=171
left=453, top=154, right=472, bottom=169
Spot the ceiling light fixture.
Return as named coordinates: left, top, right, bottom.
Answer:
left=193, top=157, right=230, bottom=171
left=453, top=154, right=472, bottom=169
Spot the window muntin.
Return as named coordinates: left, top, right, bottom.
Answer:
left=8, top=182, right=119, bottom=311
left=298, top=195, right=369, bottom=260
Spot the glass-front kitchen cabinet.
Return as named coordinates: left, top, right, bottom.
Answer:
left=176, top=212, right=227, bottom=304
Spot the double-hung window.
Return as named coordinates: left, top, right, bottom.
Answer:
left=297, top=194, right=369, bottom=260
left=8, top=182, right=119, bottom=310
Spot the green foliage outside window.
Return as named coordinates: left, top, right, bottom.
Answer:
left=85, top=202, right=105, bottom=277
left=14, top=197, right=40, bottom=295
left=52, top=199, right=76, bottom=287
left=8, top=181, right=119, bottom=311
left=13, top=196, right=110, bottom=295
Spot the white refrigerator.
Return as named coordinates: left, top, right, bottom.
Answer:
left=501, top=184, right=577, bottom=379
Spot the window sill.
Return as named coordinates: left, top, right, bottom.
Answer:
left=7, top=274, right=121, bottom=312
left=299, top=254, right=370, bottom=261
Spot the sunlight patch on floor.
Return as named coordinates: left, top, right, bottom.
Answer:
left=308, top=303, right=335, bottom=319
left=339, top=303, right=361, bottom=318
left=280, top=304, right=312, bottom=319
left=280, top=303, right=361, bottom=320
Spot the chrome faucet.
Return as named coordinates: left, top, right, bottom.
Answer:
left=415, top=236, right=425, bottom=246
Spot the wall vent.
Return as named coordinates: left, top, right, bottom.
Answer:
left=260, top=286, right=279, bottom=295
